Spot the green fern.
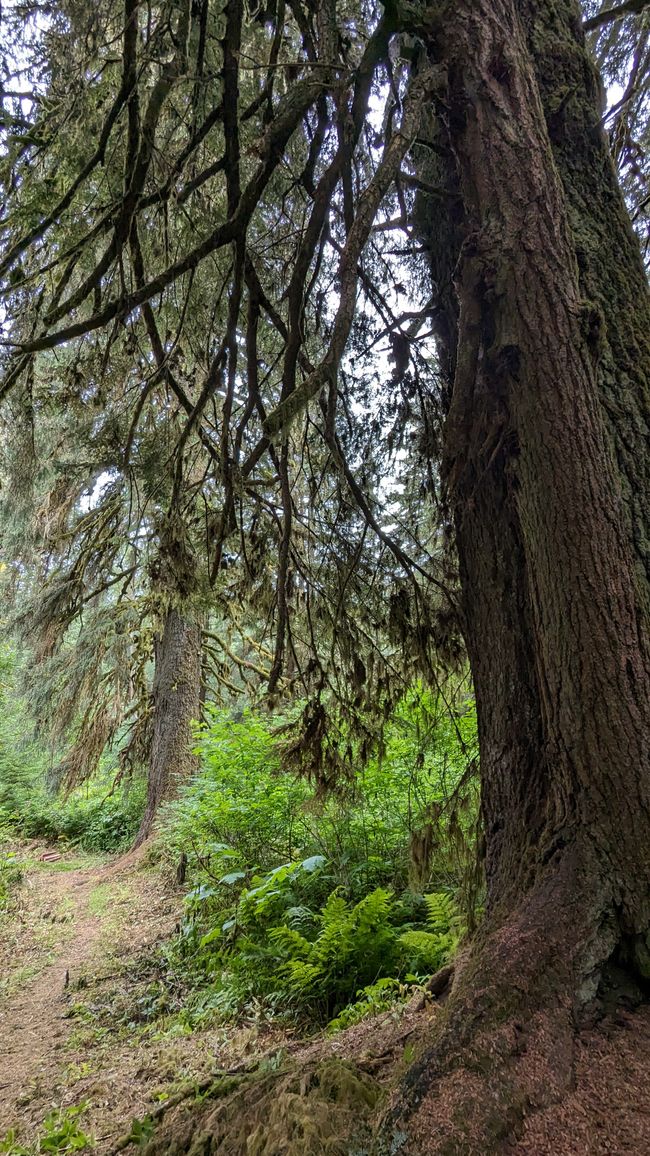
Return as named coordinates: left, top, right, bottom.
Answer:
left=270, top=887, right=398, bottom=1016
left=398, top=928, right=454, bottom=973
left=327, top=977, right=408, bottom=1032
left=423, top=890, right=460, bottom=935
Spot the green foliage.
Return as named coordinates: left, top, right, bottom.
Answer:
left=0, top=644, right=49, bottom=840
left=397, top=929, right=453, bottom=974
left=424, top=889, right=462, bottom=935
left=18, top=778, right=146, bottom=853
left=162, top=691, right=478, bottom=897
left=123, top=1117, right=155, bottom=1149
left=156, top=698, right=478, bottom=1030
left=0, top=1105, right=93, bottom=1155
left=327, top=977, right=412, bottom=1032
left=326, top=890, right=462, bottom=1031
left=0, top=641, right=146, bottom=852
left=162, top=709, right=308, bottom=872
left=270, top=888, right=398, bottom=1019
left=0, top=848, right=22, bottom=914
left=171, top=865, right=465, bottom=1028
left=0, top=761, right=146, bottom=853
left=396, top=890, right=461, bottom=974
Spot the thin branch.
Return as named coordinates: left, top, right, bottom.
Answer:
left=584, top=0, right=650, bottom=31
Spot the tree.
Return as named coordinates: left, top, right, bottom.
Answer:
left=1, top=0, right=450, bottom=841
left=375, top=0, right=650, bottom=1149
left=1, top=0, right=650, bottom=1149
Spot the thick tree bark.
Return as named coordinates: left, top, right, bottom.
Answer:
left=133, top=606, right=202, bottom=847
left=374, top=0, right=650, bottom=1151
left=520, top=0, right=650, bottom=611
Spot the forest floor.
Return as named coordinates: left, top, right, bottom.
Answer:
left=0, top=843, right=438, bottom=1155
left=0, top=844, right=292, bottom=1153
left=4, top=846, right=650, bottom=1155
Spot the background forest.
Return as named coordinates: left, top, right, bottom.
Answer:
left=0, top=0, right=649, bottom=1152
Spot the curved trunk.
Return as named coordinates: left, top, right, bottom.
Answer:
left=133, top=607, right=202, bottom=847
left=377, top=0, right=650, bottom=1150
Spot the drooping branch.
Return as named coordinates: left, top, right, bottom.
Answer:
left=262, top=62, right=436, bottom=442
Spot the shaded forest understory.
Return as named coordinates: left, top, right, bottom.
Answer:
left=2, top=841, right=650, bottom=1154
left=2, top=0, right=650, bottom=1151
left=1, top=694, right=650, bottom=1154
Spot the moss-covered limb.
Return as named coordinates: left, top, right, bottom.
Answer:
left=135, top=1059, right=382, bottom=1156
left=111, top=1072, right=253, bottom=1153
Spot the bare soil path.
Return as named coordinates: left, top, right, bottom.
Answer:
left=0, top=857, right=106, bottom=1114
left=0, top=846, right=227, bottom=1153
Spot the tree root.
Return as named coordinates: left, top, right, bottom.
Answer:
left=371, top=866, right=650, bottom=1154
left=122, top=1058, right=382, bottom=1156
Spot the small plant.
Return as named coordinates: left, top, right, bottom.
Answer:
left=124, top=1117, right=155, bottom=1149
left=327, top=976, right=413, bottom=1032
left=0, top=848, right=22, bottom=914
left=0, top=1104, right=93, bottom=1155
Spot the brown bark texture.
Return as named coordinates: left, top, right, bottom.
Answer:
left=520, top=0, right=650, bottom=611
left=374, top=0, right=650, bottom=1151
left=133, top=606, right=202, bottom=847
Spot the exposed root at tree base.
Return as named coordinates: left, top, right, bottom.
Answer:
left=123, top=1000, right=650, bottom=1156
left=373, top=876, right=650, bottom=1156
left=137, top=1059, right=382, bottom=1156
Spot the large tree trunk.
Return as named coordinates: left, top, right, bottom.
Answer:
left=374, top=0, right=650, bottom=1150
left=520, top=0, right=650, bottom=609
left=133, top=606, right=202, bottom=847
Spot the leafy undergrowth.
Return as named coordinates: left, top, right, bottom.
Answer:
left=152, top=701, right=477, bottom=1035
left=1, top=1104, right=93, bottom=1156
left=0, top=689, right=479, bottom=1153
left=168, top=866, right=461, bottom=1031
left=0, top=643, right=146, bottom=855
left=0, top=847, right=22, bottom=916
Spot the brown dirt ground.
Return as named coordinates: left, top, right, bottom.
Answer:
left=3, top=850, right=650, bottom=1155
left=0, top=845, right=284, bottom=1153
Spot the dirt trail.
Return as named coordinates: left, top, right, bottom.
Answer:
left=0, top=846, right=209, bottom=1152
left=0, top=860, right=107, bottom=1115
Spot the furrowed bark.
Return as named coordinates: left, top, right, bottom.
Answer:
left=374, top=0, right=650, bottom=1150
left=133, top=606, right=202, bottom=847
left=520, top=0, right=650, bottom=613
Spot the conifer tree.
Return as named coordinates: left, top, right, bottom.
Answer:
left=1, top=0, right=649, bottom=1148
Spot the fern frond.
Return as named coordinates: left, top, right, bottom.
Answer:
left=423, top=890, right=459, bottom=934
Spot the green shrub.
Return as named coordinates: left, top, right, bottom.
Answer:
left=160, top=690, right=478, bottom=902
left=0, top=643, right=146, bottom=852
left=327, top=977, right=411, bottom=1032
left=1, top=1102, right=93, bottom=1154
left=2, top=773, right=146, bottom=852
left=397, top=929, right=453, bottom=974
left=0, top=848, right=22, bottom=914
left=270, top=888, right=398, bottom=1018
left=157, top=694, right=478, bottom=1030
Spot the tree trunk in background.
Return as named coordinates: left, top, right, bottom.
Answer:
left=377, top=0, right=650, bottom=1150
left=133, top=606, right=202, bottom=847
